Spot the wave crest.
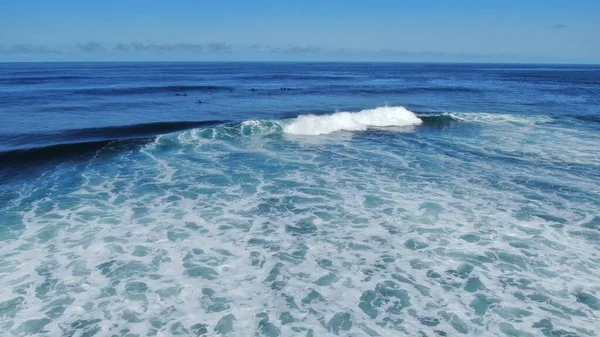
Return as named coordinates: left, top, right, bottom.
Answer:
left=283, top=106, right=422, bottom=135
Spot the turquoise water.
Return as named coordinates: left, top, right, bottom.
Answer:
left=1, top=63, right=599, bottom=336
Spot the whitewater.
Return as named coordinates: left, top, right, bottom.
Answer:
left=1, top=62, right=600, bottom=337
left=283, top=106, right=423, bottom=135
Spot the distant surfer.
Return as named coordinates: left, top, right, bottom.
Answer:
left=196, top=100, right=202, bottom=104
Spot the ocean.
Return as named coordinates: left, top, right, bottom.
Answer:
left=0, top=62, right=599, bottom=336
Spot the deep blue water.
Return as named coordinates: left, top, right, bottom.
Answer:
left=1, top=62, right=599, bottom=336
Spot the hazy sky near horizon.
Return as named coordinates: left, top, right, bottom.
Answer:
left=1, top=0, right=599, bottom=63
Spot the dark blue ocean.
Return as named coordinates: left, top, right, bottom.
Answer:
left=1, top=62, right=599, bottom=336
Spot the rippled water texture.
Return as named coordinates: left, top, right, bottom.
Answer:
left=1, top=63, right=599, bottom=336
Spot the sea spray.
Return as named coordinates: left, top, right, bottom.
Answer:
left=283, top=106, right=422, bottom=135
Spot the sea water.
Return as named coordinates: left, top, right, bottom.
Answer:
left=1, top=63, right=599, bottom=336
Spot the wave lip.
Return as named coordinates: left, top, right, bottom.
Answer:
left=283, top=106, right=422, bottom=135
left=1, top=120, right=227, bottom=151
left=0, top=120, right=228, bottom=166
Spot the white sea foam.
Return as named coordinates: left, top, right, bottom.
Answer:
left=1, top=108, right=600, bottom=336
left=283, top=106, right=422, bottom=135
left=447, top=111, right=553, bottom=125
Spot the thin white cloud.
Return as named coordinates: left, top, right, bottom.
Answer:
left=0, top=44, right=62, bottom=55
left=115, top=42, right=232, bottom=53
left=76, top=41, right=105, bottom=53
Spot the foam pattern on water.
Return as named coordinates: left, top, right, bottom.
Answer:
left=282, top=106, right=423, bottom=135
left=1, top=111, right=600, bottom=336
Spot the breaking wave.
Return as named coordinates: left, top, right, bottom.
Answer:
left=283, top=106, right=423, bottom=135
left=3, top=108, right=556, bottom=168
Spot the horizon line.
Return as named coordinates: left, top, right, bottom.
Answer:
left=1, top=60, right=599, bottom=66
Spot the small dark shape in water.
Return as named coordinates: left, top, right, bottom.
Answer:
left=250, top=88, right=257, bottom=92
left=184, top=93, right=187, bottom=96
left=175, top=93, right=180, bottom=96
left=196, top=100, right=202, bottom=104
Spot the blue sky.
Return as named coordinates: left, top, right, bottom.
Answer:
left=1, top=0, right=598, bottom=63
